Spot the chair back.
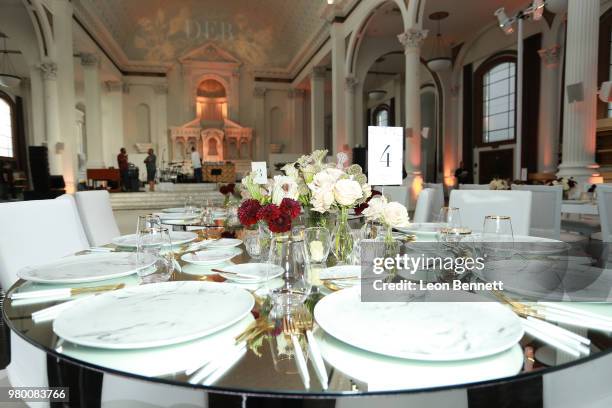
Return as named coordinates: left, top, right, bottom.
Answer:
left=377, top=185, right=409, bottom=209
left=597, top=184, right=612, bottom=242
left=75, top=190, right=121, bottom=246
left=449, top=190, right=532, bottom=236
left=0, top=198, right=89, bottom=291
left=424, top=183, right=445, bottom=216
left=512, top=184, right=562, bottom=239
left=459, top=183, right=490, bottom=190
left=413, top=188, right=435, bottom=223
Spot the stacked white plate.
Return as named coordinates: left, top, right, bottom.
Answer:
left=155, top=212, right=200, bottom=221
left=52, top=281, right=254, bottom=349
left=112, top=231, right=197, bottom=248
left=319, top=265, right=361, bottom=289
left=396, top=223, right=444, bottom=240
left=216, top=263, right=284, bottom=283
left=181, top=247, right=242, bottom=266
left=313, top=286, right=524, bottom=390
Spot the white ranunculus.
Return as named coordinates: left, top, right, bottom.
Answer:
left=333, top=178, right=364, bottom=207
left=308, top=168, right=344, bottom=192
left=311, top=186, right=335, bottom=213
left=271, top=175, right=299, bottom=205
left=382, top=201, right=410, bottom=227
left=362, top=195, right=387, bottom=220
left=281, top=163, right=299, bottom=179
left=361, top=183, right=372, bottom=200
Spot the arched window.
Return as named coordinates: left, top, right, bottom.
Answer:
left=0, top=92, right=15, bottom=159
left=373, top=104, right=390, bottom=127
left=474, top=55, right=517, bottom=145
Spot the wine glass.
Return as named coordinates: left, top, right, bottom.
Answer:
left=136, top=217, right=175, bottom=284
left=267, top=235, right=311, bottom=312
left=437, top=207, right=462, bottom=229
left=184, top=195, right=197, bottom=214
left=481, top=215, right=514, bottom=260
left=244, top=231, right=262, bottom=260
left=304, top=227, right=331, bottom=265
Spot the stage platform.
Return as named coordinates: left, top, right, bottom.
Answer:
left=110, top=183, right=224, bottom=211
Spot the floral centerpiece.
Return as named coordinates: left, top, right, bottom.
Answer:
left=489, top=178, right=509, bottom=190
left=550, top=177, right=577, bottom=199
left=363, top=195, right=410, bottom=242
left=219, top=183, right=241, bottom=206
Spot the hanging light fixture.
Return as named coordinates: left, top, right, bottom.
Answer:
left=0, top=35, right=22, bottom=89
left=367, top=57, right=387, bottom=101
left=426, top=11, right=452, bottom=73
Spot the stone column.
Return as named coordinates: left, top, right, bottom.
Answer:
left=331, top=21, right=346, bottom=154
left=557, top=0, right=600, bottom=184
left=393, top=76, right=403, bottom=126
left=345, top=75, right=358, bottom=152
left=40, top=62, right=63, bottom=175
left=310, top=67, right=326, bottom=150
left=398, top=28, right=427, bottom=209
left=103, top=81, right=125, bottom=167
left=289, top=89, right=305, bottom=153
left=81, top=53, right=105, bottom=168
left=253, top=87, right=267, bottom=161
left=537, top=44, right=562, bottom=174
left=154, top=85, right=169, bottom=165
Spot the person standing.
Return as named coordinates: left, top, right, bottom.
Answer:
left=144, top=148, right=157, bottom=192
left=454, top=161, right=471, bottom=185
left=191, top=146, right=202, bottom=183
left=117, top=148, right=129, bottom=192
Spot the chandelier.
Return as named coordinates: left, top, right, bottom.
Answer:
left=0, top=36, right=22, bottom=89
left=426, top=12, right=452, bottom=73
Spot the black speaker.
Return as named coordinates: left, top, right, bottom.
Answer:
left=28, top=146, right=50, bottom=192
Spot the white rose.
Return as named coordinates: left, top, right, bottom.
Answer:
left=382, top=201, right=410, bottom=227
left=281, top=163, right=299, bottom=179
left=362, top=195, right=387, bottom=220
left=333, top=179, right=364, bottom=207
left=311, top=186, right=335, bottom=213
left=308, top=168, right=344, bottom=192
left=271, top=175, right=299, bottom=205
left=361, top=183, right=372, bottom=200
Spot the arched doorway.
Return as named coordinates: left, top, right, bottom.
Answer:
left=196, top=79, right=227, bottom=122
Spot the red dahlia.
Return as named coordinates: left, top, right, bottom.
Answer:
left=354, top=189, right=382, bottom=215
left=279, top=198, right=301, bottom=219
left=268, top=212, right=292, bottom=233
left=257, top=204, right=281, bottom=222
left=237, top=199, right=262, bottom=226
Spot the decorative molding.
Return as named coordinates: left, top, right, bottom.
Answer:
left=153, top=84, right=168, bottom=94
left=39, top=62, right=58, bottom=80
left=538, top=45, right=562, bottom=69
left=397, top=29, right=429, bottom=52
left=345, top=75, right=358, bottom=92
left=122, top=83, right=131, bottom=94
left=80, top=52, right=99, bottom=67
left=105, top=81, right=123, bottom=92
left=253, top=87, right=267, bottom=98
left=312, top=66, right=327, bottom=79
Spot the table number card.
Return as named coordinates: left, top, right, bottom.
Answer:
left=367, top=126, right=404, bottom=186
left=251, top=162, right=268, bottom=184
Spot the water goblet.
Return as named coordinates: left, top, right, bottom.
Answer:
left=304, top=227, right=331, bottom=265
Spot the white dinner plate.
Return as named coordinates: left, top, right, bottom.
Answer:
left=319, top=265, right=361, bottom=288
left=181, top=247, right=242, bottom=266
left=111, top=231, right=197, bottom=248
left=53, top=281, right=254, bottom=349
left=396, top=223, right=444, bottom=238
left=217, top=263, right=284, bottom=283
left=17, top=253, right=156, bottom=284
left=205, top=238, right=243, bottom=248
left=314, top=286, right=523, bottom=361
left=315, top=327, right=523, bottom=391
left=154, top=212, right=200, bottom=220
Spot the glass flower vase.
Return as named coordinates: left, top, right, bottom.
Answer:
left=331, top=207, right=354, bottom=264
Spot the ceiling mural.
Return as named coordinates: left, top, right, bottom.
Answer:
left=87, top=0, right=326, bottom=68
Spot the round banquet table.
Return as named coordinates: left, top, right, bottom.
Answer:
left=4, top=236, right=612, bottom=408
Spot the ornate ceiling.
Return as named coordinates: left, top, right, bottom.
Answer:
left=82, top=0, right=327, bottom=69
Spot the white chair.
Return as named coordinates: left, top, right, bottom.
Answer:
left=449, top=190, right=532, bottom=236
left=593, top=184, right=612, bottom=242
left=413, top=188, right=435, bottom=223
left=376, top=185, right=409, bottom=209
left=74, top=190, right=121, bottom=246
left=459, top=183, right=490, bottom=190
left=512, top=184, right=562, bottom=240
left=0, top=199, right=90, bottom=406
left=424, top=183, right=445, bottom=217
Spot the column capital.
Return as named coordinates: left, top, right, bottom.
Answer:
left=153, top=84, right=168, bottom=94
left=345, top=76, right=358, bottom=92
left=253, top=87, right=267, bottom=98
left=105, top=80, right=123, bottom=92
left=538, top=45, right=562, bottom=69
left=80, top=53, right=99, bottom=67
left=312, top=66, right=327, bottom=79
left=397, top=28, right=428, bottom=52
left=39, top=62, right=58, bottom=80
